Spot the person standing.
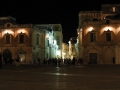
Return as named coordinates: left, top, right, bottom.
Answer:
left=72, top=57, right=76, bottom=66
left=113, top=57, right=115, bottom=64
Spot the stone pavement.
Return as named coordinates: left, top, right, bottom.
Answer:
left=0, top=64, right=120, bottom=90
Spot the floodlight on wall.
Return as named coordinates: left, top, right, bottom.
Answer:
left=6, top=32, right=9, bottom=34
left=104, top=27, right=112, bottom=31
left=18, top=29, right=26, bottom=34
left=88, top=27, right=93, bottom=32
left=46, top=33, right=49, bottom=38
left=5, top=30, right=11, bottom=34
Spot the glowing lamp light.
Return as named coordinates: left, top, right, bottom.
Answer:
left=18, top=29, right=26, bottom=33
left=4, top=30, right=13, bottom=34
left=104, top=27, right=112, bottom=31
left=88, top=27, right=93, bottom=32
left=68, top=41, right=71, bottom=44
left=5, top=30, right=9, bottom=34
left=46, top=34, right=49, bottom=38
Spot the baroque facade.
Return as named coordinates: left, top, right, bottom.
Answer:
left=77, top=4, right=120, bottom=64
left=0, top=16, right=63, bottom=64
left=32, top=24, right=63, bottom=64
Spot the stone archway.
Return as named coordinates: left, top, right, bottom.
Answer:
left=17, top=49, right=26, bottom=63
left=3, top=49, right=12, bottom=64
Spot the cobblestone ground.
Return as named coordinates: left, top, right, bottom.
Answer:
left=0, top=64, right=120, bottom=90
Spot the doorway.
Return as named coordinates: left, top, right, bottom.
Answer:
left=3, top=49, right=12, bottom=64
left=89, top=53, right=97, bottom=64
left=18, top=49, right=26, bottom=63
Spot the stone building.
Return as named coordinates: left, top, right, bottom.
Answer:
left=62, top=43, right=69, bottom=59
left=68, top=37, right=77, bottom=60
left=0, top=16, right=63, bottom=64
left=77, top=4, right=120, bottom=64
left=0, top=16, right=33, bottom=64
left=32, top=24, right=63, bottom=64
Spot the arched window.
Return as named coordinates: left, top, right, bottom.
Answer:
left=6, top=33, right=11, bottom=44
left=19, top=33, right=24, bottom=44
left=105, top=30, right=111, bottom=42
left=90, top=31, right=96, bottom=42
left=106, top=32, right=111, bottom=42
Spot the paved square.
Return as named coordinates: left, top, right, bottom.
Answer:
left=0, top=64, right=120, bottom=90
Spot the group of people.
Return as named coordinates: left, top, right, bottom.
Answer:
left=64, top=57, right=83, bottom=66
left=0, top=55, right=20, bottom=69
left=15, top=55, right=20, bottom=69
left=7, top=55, right=20, bottom=69
left=37, top=58, right=62, bottom=66
left=36, top=57, right=83, bottom=66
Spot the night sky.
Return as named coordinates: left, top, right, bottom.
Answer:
left=0, top=0, right=120, bottom=43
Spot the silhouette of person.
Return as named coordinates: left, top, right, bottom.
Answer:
left=113, top=57, right=115, bottom=64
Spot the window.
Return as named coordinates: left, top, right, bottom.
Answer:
left=6, top=34, right=10, bottom=44
left=36, top=34, right=39, bottom=45
left=19, top=34, right=24, bottom=43
left=36, top=37, right=39, bottom=45
left=90, top=32, right=96, bottom=42
left=106, top=32, right=111, bottom=42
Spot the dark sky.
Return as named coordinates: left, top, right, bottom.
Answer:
left=0, top=0, right=120, bottom=43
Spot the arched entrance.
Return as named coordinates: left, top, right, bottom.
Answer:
left=3, top=49, right=12, bottom=64
left=17, top=49, right=26, bottom=63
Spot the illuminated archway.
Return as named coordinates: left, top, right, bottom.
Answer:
left=17, top=49, right=26, bottom=63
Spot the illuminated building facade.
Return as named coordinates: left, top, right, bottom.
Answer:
left=77, top=4, right=120, bottom=64
left=62, top=43, right=69, bottom=59
left=32, top=24, right=63, bottom=64
left=68, top=37, right=77, bottom=60
left=0, top=16, right=63, bottom=64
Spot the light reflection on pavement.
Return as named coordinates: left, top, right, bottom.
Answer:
left=1, top=65, right=120, bottom=90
